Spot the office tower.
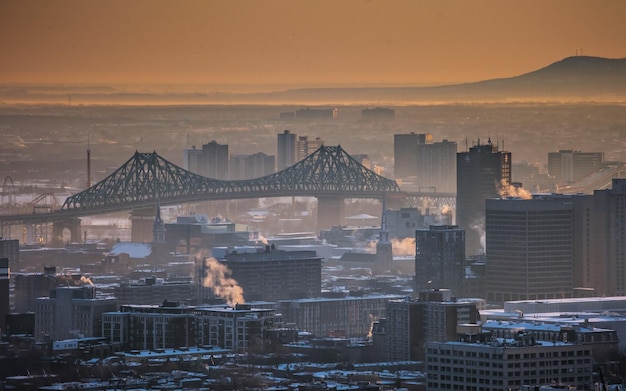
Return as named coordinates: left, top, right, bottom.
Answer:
left=456, top=138, right=511, bottom=256
left=485, top=195, right=574, bottom=304
left=13, top=265, right=59, bottom=313
left=0, top=238, right=19, bottom=271
left=215, top=248, right=321, bottom=302
left=414, top=225, right=465, bottom=295
left=230, top=152, right=275, bottom=180
left=416, top=139, right=457, bottom=194
left=0, top=258, right=8, bottom=334
left=383, top=291, right=478, bottom=361
left=35, top=285, right=118, bottom=341
left=183, top=140, right=229, bottom=179
left=426, top=339, right=592, bottom=391
left=277, top=130, right=297, bottom=171
left=296, top=136, right=324, bottom=161
left=548, top=150, right=604, bottom=184
left=393, top=132, right=432, bottom=179
left=574, top=179, right=626, bottom=296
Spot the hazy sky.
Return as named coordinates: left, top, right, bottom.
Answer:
left=1, top=0, right=624, bottom=87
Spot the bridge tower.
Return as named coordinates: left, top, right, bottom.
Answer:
left=317, top=196, right=345, bottom=231
left=51, top=218, right=82, bottom=246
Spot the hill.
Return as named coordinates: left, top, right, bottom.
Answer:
left=1, top=56, right=625, bottom=105
left=262, top=56, right=626, bottom=104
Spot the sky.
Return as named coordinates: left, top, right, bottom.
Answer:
left=1, top=0, right=625, bottom=89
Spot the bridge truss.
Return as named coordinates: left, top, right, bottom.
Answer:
left=61, top=145, right=401, bottom=215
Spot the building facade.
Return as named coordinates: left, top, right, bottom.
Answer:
left=415, top=225, right=465, bottom=295
left=573, top=179, right=626, bottom=296
left=548, top=150, right=604, bottom=184
left=486, top=195, right=574, bottom=304
left=426, top=339, right=593, bottom=391
left=394, top=132, right=432, bottom=179
left=35, top=286, right=118, bottom=342
left=296, top=136, right=324, bottom=161
left=277, top=130, right=297, bottom=171
left=416, top=139, right=457, bottom=194
left=457, top=138, right=511, bottom=256
left=183, top=140, right=229, bottom=179
left=278, top=294, right=401, bottom=338
left=219, top=248, right=322, bottom=302
left=229, top=152, right=275, bottom=180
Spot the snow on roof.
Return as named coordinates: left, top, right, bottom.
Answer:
left=110, top=242, right=152, bottom=259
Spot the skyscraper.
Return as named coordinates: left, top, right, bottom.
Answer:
left=0, top=258, right=9, bottom=334
left=456, top=138, right=511, bottom=256
left=183, top=140, right=229, bottom=179
left=415, top=225, right=465, bottom=295
left=296, top=135, right=324, bottom=161
left=573, top=179, right=626, bottom=296
left=393, top=132, right=432, bottom=179
left=229, top=152, right=275, bottom=180
left=548, top=150, right=604, bottom=184
left=485, top=195, right=574, bottom=304
left=416, top=139, right=457, bottom=194
left=277, top=130, right=296, bottom=171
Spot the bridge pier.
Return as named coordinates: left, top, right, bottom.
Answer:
left=317, top=196, right=345, bottom=231
left=51, top=218, right=81, bottom=246
left=130, top=207, right=157, bottom=243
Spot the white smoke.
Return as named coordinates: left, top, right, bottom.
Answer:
left=200, top=255, right=245, bottom=306
left=499, top=179, right=532, bottom=199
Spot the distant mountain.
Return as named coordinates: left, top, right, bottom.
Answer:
left=1, top=56, right=624, bottom=105
left=257, top=56, right=626, bottom=104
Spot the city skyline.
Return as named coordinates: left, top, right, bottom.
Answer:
left=1, top=0, right=625, bottom=88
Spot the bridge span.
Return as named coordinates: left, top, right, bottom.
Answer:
left=1, top=145, right=408, bottom=244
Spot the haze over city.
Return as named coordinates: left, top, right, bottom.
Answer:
left=2, top=1, right=626, bottom=390
left=2, top=0, right=625, bottom=89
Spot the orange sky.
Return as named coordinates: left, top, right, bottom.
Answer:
left=1, top=0, right=624, bottom=88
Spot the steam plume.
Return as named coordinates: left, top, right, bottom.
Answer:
left=499, top=179, right=532, bottom=199
left=202, top=256, right=245, bottom=306
left=369, top=237, right=416, bottom=256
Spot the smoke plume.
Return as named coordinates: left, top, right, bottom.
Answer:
left=369, top=237, right=416, bottom=256
left=499, top=179, right=532, bottom=199
left=201, top=256, right=245, bottom=306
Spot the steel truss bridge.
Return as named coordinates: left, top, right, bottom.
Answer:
left=0, top=145, right=422, bottom=242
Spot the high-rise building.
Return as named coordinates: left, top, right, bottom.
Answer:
left=13, top=265, right=59, bottom=313
left=215, top=248, right=322, bottom=302
left=456, top=138, right=511, bottom=256
left=0, top=238, right=19, bottom=271
left=393, top=132, right=432, bottom=179
left=229, top=152, right=275, bottom=180
left=381, top=290, right=479, bottom=361
left=0, top=258, right=9, bottom=334
left=277, top=130, right=297, bottom=171
left=485, top=195, right=574, bottom=304
left=296, top=136, right=324, bottom=161
left=573, top=179, right=626, bottom=296
left=35, top=286, right=118, bottom=341
left=416, top=139, right=457, bottom=194
left=183, top=140, right=229, bottom=179
left=548, top=150, right=604, bottom=184
left=414, top=225, right=465, bottom=295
